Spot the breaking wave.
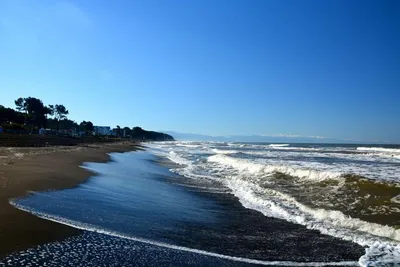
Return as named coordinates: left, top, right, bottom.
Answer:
left=268, top=144, right=290, bottom=147
left=357, top=147, right=400, bottom=154
left=208, top=154, right=343, bottom=182
left=146, top=141, right=400, bottom=266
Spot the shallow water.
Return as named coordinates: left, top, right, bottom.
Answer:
left=2, top=150, right=370, bottom=266
left=146, top=142, right=400, bottom=266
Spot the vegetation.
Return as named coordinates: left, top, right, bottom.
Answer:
left=49, top=104, right=69, bottom=131
left=130, top=126, right=174, bottom=141
left=0, top=105, right=24, bottom=125
left=14, top=97, right=52, bottom=132
left=79, top=121, right=94, bottom=132
left=1, top=96, right=174, bottom=141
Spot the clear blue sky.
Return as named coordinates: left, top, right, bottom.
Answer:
left=0, top=0, right=399, bottom=142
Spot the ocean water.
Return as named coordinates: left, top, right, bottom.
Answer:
left=3, top=142, right=400, bottom=266
left=146, top=142, right=400, bottom=266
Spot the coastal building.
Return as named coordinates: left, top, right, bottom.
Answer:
left=93, top=126, right=111, bottom=136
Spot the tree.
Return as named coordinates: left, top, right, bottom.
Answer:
left=14, top=98, right=24, bottom=112
left=14, top=97, right=51, bottom=131
left=132, top=126, right=143, bottom=134
left=130, top=126, right=174, bottom=141
left=80, top=121, right=94, bottom=132
left=123, top=127, right=131, bottom=137
left=0, top=105, right=24, bottom=125
left=14, top=97, right=29, bottom=125
left=116, top=125, right=121, bottom=137
left=50, top=104, right=69, bottom=132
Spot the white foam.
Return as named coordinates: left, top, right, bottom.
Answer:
left=9, top=201, right=358, bottom=267
left=357, top=147, right=400, bottom=154
left=208, top=154, right=343, bottom=182
left=167, top=151, right=192, bottom=166
left=224, top=179, right=400, bottom=266
left=178, top=144, right=203, bottom=148
left=148, top=142, right=400, bottom=266
left=358, top=242, right=400, bottom=267
left=211, top=149, right=238, bottom=154
left=391, top=195, right=400, bottom=204
left=363, top=152, right=400, bottom=160
left=225, top=177, right=400, bottom=241
left=268, top=144, right=290, bottom=147
left=269, top=146, right=322, bottom=151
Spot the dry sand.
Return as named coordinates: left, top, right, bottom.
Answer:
left=0, top=142, right=138, bottom=258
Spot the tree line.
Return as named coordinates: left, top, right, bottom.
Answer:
left=1, top=97, right=99, bottom=134
left=0, top=96, right=174, bottom=141
left=1, top=97, right=71, bottom=133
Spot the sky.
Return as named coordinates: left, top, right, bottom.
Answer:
left=0, top=0, right=399, bottom=143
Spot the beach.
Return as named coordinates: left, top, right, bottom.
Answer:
left=0, top=142, right=138, bottom=258
left=0, top=141, right=399, bottom=266
left=1, top=148, right=367, bottom=266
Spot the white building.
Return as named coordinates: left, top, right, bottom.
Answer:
left=93, top=126, right=111, bottom=136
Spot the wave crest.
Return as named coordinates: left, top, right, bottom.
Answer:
left=208, top=154, right=342, bottom=182
left=357, top=147, right=400, bottom=154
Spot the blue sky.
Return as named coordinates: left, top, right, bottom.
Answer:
left=0, top=0, right=399, bottom=142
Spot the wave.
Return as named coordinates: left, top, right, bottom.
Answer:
left=167, top=151, right=192, bottom=166
left=178, top=144, right=203, bottom=148
left=270, top=147, right=323, bottom=151
left=211, top=149, right=238, bottom=154
left=208, top=154, right=342, bottom=182
left=227, top=178, right=400, bottom=240
left=359, top=242, right=400, bottom=267
left=169, top=160, right=400, bottom=266
left=149, top=142, right=400, bottom=266
left=225, top=179, right=400, bottom=267
left=9, top=201, right=358, bottom=267
left=357, top=147, right=400, bottom=154
left=268, top=144, right=290, bottom=147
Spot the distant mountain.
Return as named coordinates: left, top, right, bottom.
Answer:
left=161, top=131, right=379, bottom=144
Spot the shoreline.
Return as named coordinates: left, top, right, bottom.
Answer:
left=2, top=150, right=365, bottom=265
left=0, top=142, right=138, bottom=258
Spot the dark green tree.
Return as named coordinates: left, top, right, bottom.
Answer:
left=80, top=121, right=94, bottom=132
left=132, top=126, right=143, bottom=134
left=116, top=125, right=121, bottom=137
left=50, top=104, right=69, bottom=132
left=14, top=98, right=24, bottom=112
left=123, top=127, right=131, bottom=137
left=0, top=105, right=24, bottom=124
left=14, top=97, right=51, bottom=131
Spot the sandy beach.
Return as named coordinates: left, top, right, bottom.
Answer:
left=0, top=142, right=138, bottom=258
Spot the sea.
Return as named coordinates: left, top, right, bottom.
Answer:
left=2, top=141, right=400, bottom=267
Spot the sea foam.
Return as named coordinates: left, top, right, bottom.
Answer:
left=357, top=147, right=400, bottom=154
left=146, top=142, right=400, bottom=266
left=208, top=154, right=343, bottom=182
left=9, top=200, right=359, bottom=267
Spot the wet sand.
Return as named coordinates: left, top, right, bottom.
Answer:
left=0, top=142, right=138, bottom=258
